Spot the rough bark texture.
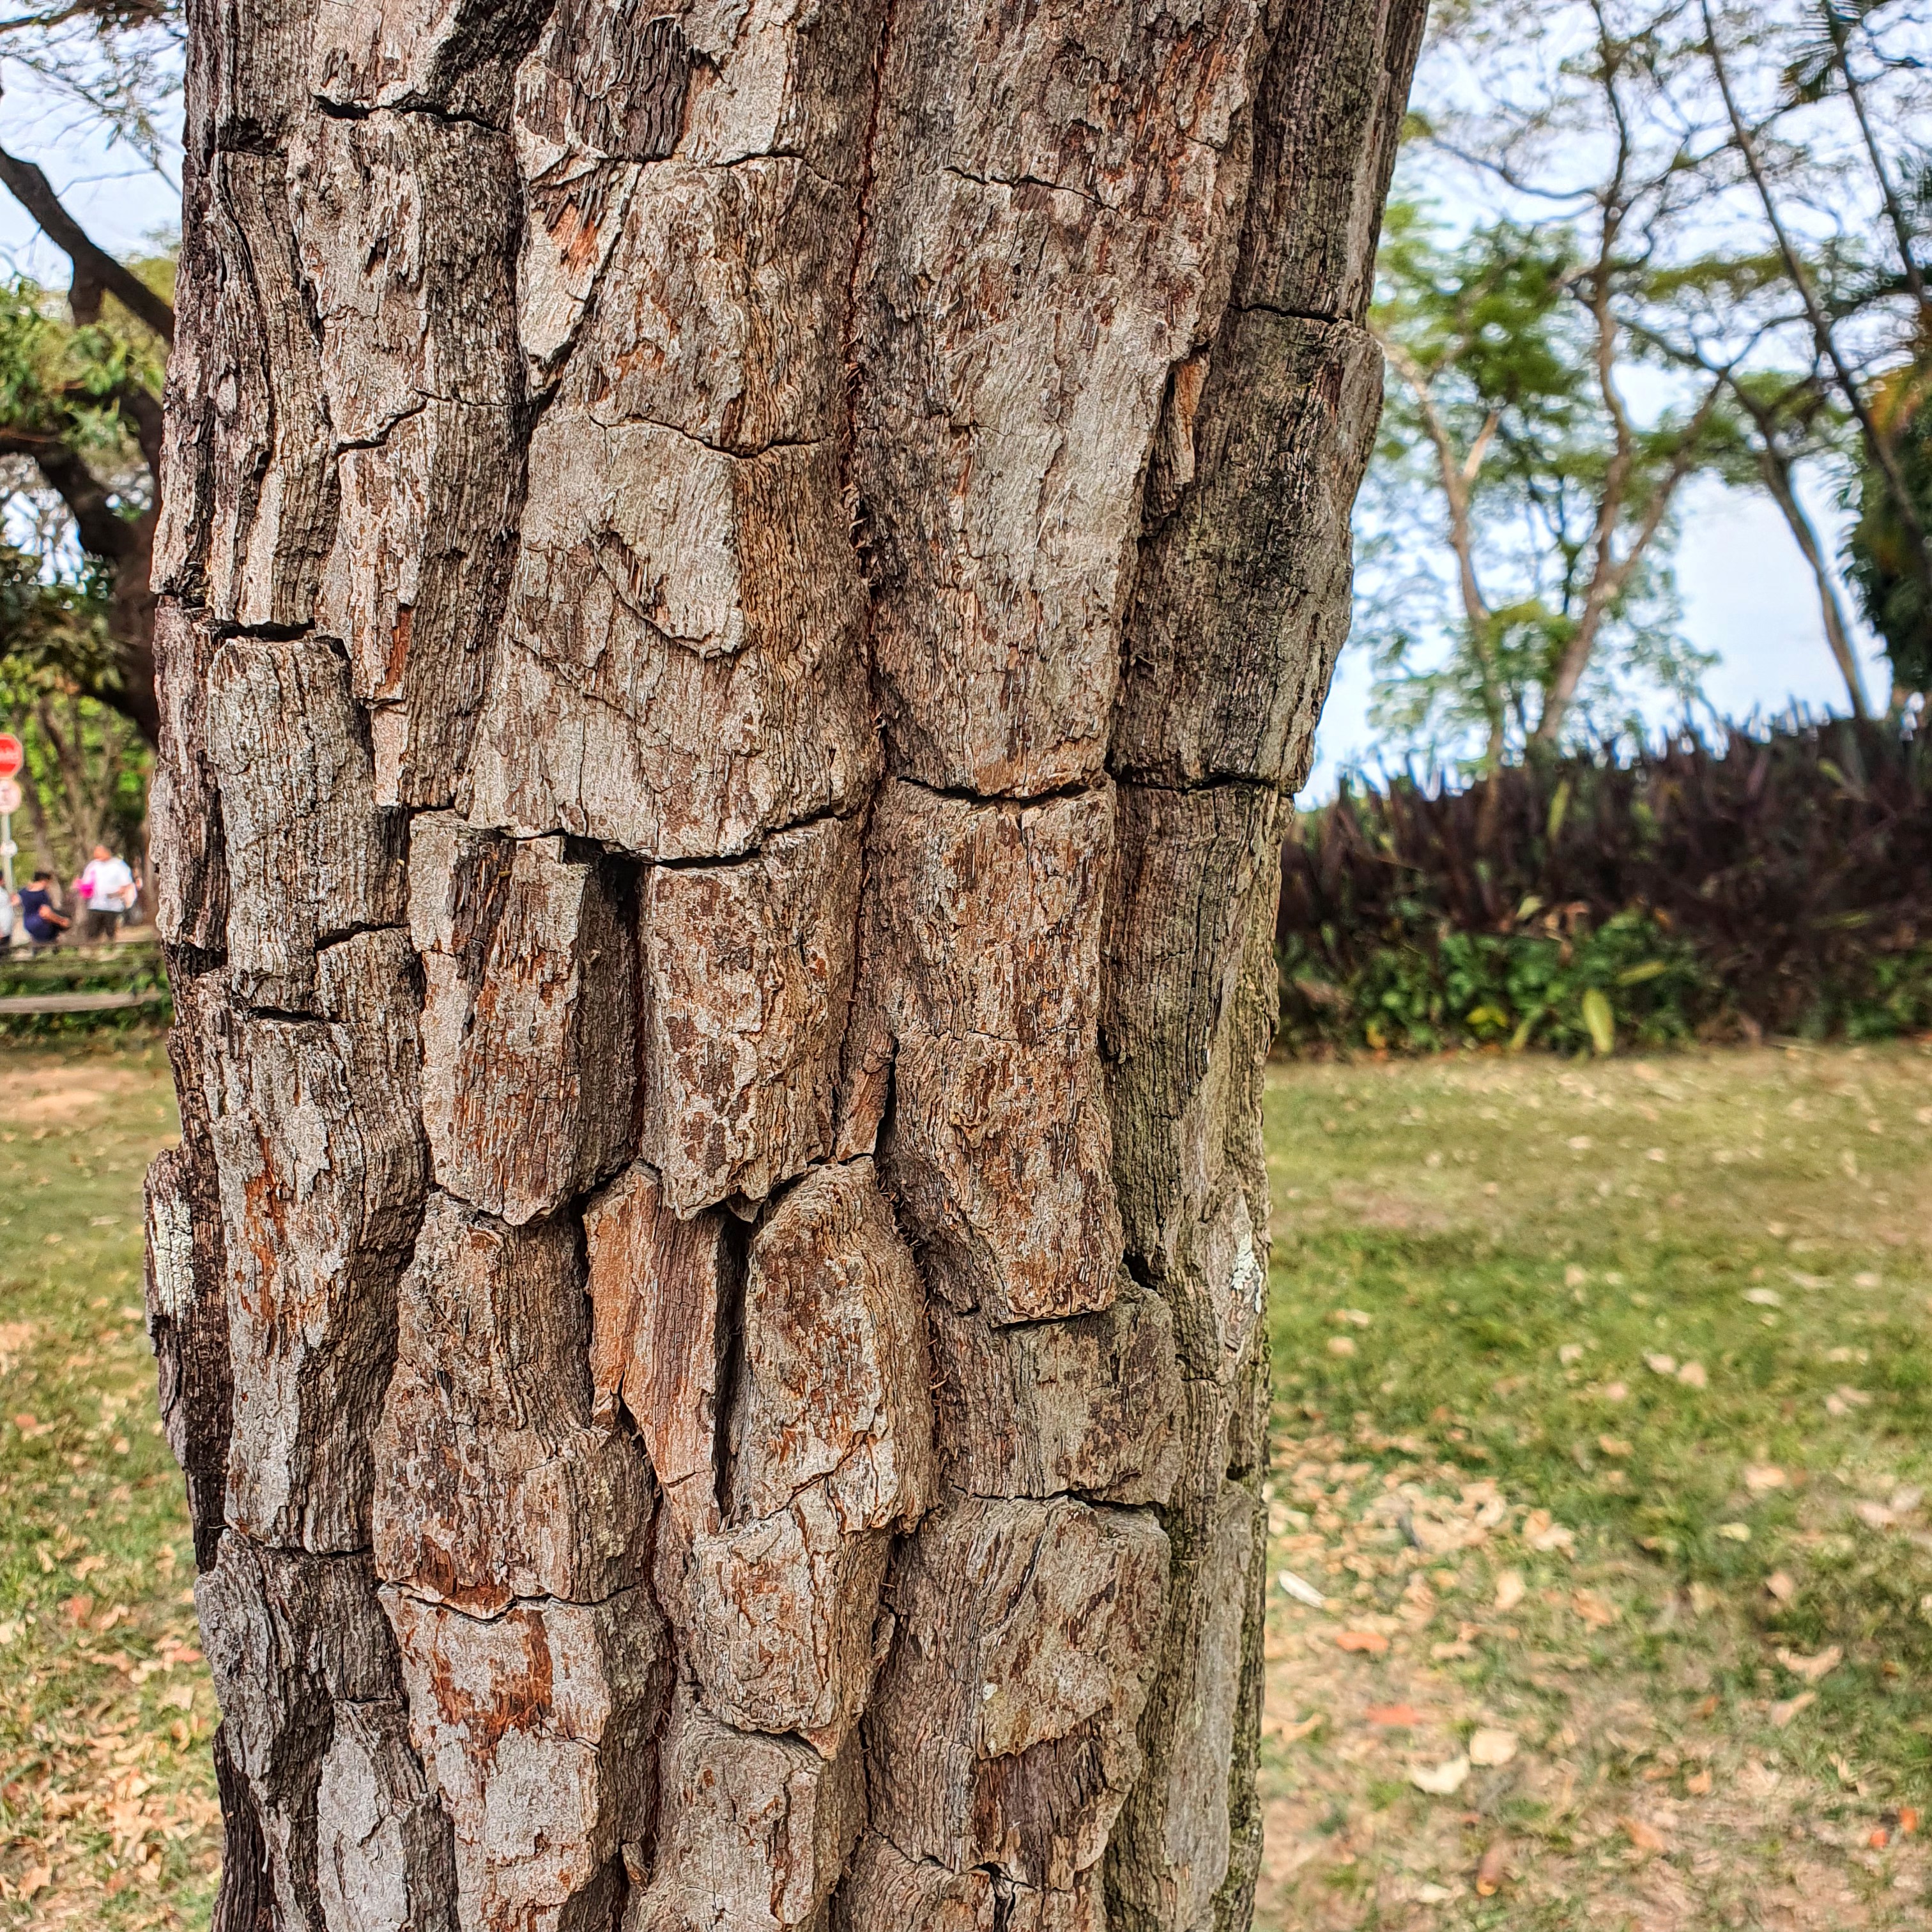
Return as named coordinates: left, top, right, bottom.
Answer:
left=151, top=1, right=1423, bottom=1927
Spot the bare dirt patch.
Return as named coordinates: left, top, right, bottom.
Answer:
left=1, top=1062, right=155, bottom=1126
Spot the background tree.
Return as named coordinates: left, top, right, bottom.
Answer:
left=1365, top=0, right=1755, bottom=767
left=1724, top=371, right=1871, bottom=712
left=0, top=519, right=148, bottom=876
left=1648, top=345, right=1874, bottom=717
left=0, top=1, right=179, bottom=746
left=0, top=264, right=170, bottom=742
left=146, top=4, right=1424, bottom=1930
left=1365, top=201, right=1718, bottom=767
left=1367, top=0, right=1932, bottom=769
left=1846, top=360, right=1932, bottom=696
left=1699, top=0, right=1932, bottom=707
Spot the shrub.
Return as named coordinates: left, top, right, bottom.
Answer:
left=1277, top=718, right=1932, bottom=1053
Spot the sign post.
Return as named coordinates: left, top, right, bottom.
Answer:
left=0, top=733, right=22, bottom=911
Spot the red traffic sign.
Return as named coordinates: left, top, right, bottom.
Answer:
left=0, top=733, right=20, bottom=779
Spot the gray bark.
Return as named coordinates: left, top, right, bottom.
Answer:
left=148, top=2, right=1424, bottom=1928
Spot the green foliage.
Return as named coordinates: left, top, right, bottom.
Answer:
left=1278, top=719, right=1932, bottom=1054
left=1846, top=361, right=1932, bottom=695
left=1280, top=908, right=1723, bottom=1056
left=0, top=273, right=164, bottom=481
left=0, top=270, right=166, bottom=847
left=1361, top=203, right=1719, bottom=765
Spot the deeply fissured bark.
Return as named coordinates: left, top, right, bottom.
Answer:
left=149, top=1, right=1424, bottom=1927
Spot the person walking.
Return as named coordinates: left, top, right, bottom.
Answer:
left=17, top=870, right=72, bottom=949
left=77, top=845, right=135, bottom=944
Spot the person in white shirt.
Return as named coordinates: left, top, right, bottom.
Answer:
left=78, top=845, right=137, bottom=943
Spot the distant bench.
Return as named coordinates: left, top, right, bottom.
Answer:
left=0, top=988, right=171, bottom=1016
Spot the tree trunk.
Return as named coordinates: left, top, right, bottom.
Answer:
left=146, top=4, right=1422, bottom=1929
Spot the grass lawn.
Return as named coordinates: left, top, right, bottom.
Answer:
left=1257, top=1041, right=1932, bottom=1930
left=0, top=1046, right=215, bottom=1928
left=1, top=1038, right=1928, bottom=1927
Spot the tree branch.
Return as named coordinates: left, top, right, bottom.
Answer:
left=0, top=429, right=137, bottom=562
left=0, top=145, right=174, bottom=344
left=1701, top=1, right=1932, bottom=603
left=1829, top=6, right=1929, bottom=316
left=1376, top=333, right=1511, bottom=763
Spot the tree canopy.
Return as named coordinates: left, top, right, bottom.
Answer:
left=1359, top=0, right=1932, bottom=774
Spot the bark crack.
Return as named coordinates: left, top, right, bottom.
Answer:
left=889, top=769, right=1111, bottom=812
left=579, top=405, right=831, bottom=464
left=940, top=162, right=1108, bottom=215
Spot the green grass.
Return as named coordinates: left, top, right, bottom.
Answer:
left=0, top=1043, right=215, bottom=1928
left=1257, top=1041, right=1932, bottom=1928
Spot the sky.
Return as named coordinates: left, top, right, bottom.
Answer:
left=1310, top=475, right=1892, bottom=795
left=0, top=82, right=1898, bottom=804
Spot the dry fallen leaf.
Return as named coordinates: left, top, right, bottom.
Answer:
left=1327, top=1335, right=1357, bottom=1358
left=1365, top=1703, right=1423, bottom=1728
left=1414, top=1882, right=1455, bottom=1905
left=1411, top=1756, right=1472, bottom=1796
left=1775, top=1644, right=1843, bottom=1683
left=1272, top=1710, right=1324, bottom=1744
left=1621, top=1816, right=1667, bottom=1855
left=1600, top=1380, right=1629, bottom=1402
left=1717, top=1522, right=1751, bottom=1542
left=1770, top=1690, right=1816, bottom=1728
left=1855, top=1499, right=1897, bottom=1530
left=17, top=1865, right=50, bottom=1901
left=1744, top=1464, right=1788, bottom=1493
left=1468, top=1726, right=1518, bottom=1767
left=1494, top=1569, right=1526, bottom=1612
left=1572, top=1590, right=1618, bottom=1628
left=1685, top=1767, right=1714, bottom=1796
left=1765, top=1571, right=1797, bottom=1603
left=1475, top=1838, right=1509, bottom=1896
left=1597, top=1434, right=1632, bottom=1457
left=1522, top=1510, right=1576, bottom=1554
left=1337, top=1629, right=1390, bottom=1655
left=1676, top=1360, right=1708, bottom=1388
left=1277, top=1569, right=1326, bottom=1609
left=1744, top=1287, right=1782, bottom=1307
left=1644, top=1353, right=1678, bottom=1376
